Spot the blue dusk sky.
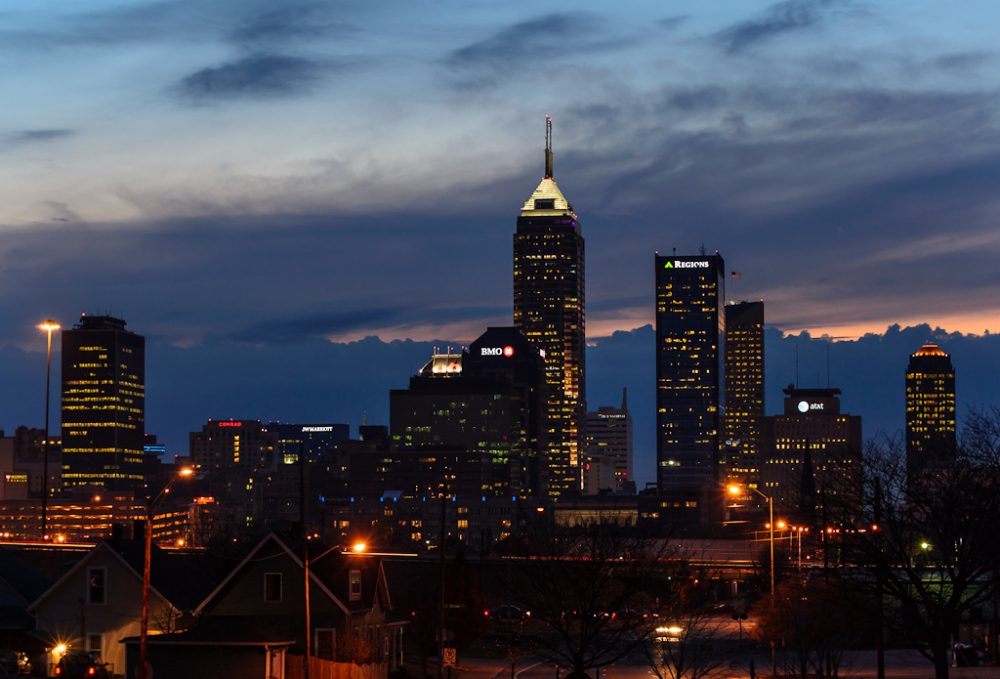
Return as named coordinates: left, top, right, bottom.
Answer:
left=3, top=1, right=1000, bottom=481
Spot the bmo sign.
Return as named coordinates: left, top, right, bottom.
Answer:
left=481, top=345, right=515, bottom=358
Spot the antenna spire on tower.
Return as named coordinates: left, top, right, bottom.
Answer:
left=544, top=115, right=554, bottom=178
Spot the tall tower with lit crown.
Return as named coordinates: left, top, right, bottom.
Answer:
left=905, top=343, right=956, bottom=486
left=514, top=117, right=586, bottom=498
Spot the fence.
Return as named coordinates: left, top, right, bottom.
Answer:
left=286, top=655, right=388, bottom=679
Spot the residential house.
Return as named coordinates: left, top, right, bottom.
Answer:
left=122, top=533, right=404, bottom=679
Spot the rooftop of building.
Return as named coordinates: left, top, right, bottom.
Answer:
left=912, top=342, right=949, bottom=358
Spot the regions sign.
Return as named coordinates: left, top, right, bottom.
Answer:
left=664, top=260, right=710, bottom=269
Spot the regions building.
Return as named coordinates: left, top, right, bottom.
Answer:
left=513, top=117, right=586, bottom=498
left=905, top=343, right=957, bottom=487
left=759, top=386, right=862, bottom=521
left=583, top=389, right=634, bottom=494
left=61, top=315, right=147, bottom=491
left=724, top=301, right=765, bottom=487
left=655, top=252, right=725, bottom=526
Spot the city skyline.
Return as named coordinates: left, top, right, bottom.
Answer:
left=5, top=1, right=1000, bottom=488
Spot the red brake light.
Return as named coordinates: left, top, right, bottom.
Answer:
left=89, top=668, right=96, bottom=676
left=55, top=669, right=62, bottom=676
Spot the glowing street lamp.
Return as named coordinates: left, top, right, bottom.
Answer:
left=37, top=320, right=60, bottom=540
left=139, top=467, right=194, bottom=679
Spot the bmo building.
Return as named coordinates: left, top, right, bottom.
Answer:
left=759, top=386, right=862, bottom=519
left=389, top=327, right=548, bottom=498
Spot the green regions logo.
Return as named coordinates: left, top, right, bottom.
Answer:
left=664, top=260, right=710, bottom=269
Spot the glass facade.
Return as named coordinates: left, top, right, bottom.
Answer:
left=61, top=315, right=146, bottom=490
left=655, top=254, right=725, bottom=499
left=724, top=301, right=764, bottom=486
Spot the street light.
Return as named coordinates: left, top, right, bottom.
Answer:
left=37, top=320, right=60, bottom=540
left=138, top=467, right=194, bottom=679
left=728, top=484, right=776, bottom=675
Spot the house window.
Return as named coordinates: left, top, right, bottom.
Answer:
left=349, top=570, right=362, bottom=601
left=264, top=572, right=283, bottom=602
left=87, top=567, right=106, bottom=604
left=88, top=635, right=102, bottom=655
left=315, top=628, right=336, bottom=660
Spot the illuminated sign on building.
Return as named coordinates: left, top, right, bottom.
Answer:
left=480, top=346, right=515, bottom=357
left=301, top=426, right=334, bottom=433
left=797, top=401, right=824, bottom=413
left=663, top=260, right=710, bottom=269
left=217, top=421, right=243, bottom=428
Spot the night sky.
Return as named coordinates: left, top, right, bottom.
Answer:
left=4, top=1, right=1000, bottom=485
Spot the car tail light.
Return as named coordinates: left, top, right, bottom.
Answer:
left=89, top=668, right=96, bottom=676
left=55, top=669, right=62, bottom=676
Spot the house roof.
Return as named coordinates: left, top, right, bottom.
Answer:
left=26, top=539, right=229, bottom=614
left=195, top=533, right=388, bottom=616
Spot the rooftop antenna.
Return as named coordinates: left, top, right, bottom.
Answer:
left=826, top=341, right=831, bottom=388
left=795, top=343, right=800, bottom=388
left=699, top=243, right=707, bottom=256
left=544, top=115, right=554, bottom=179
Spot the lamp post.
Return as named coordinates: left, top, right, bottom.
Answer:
left=728, top=484, right=776, bottom=676
left=138, top=467, right=194, bottom=679
left=37, top=320, right=60, bottom=540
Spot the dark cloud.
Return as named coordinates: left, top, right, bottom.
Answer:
left=717, top=0, right=845, bottom=54
left=0, top=0, right=347, bottom=53
left=931, top=51, right=994, bottom=72
left=231, top=304, right=512, bottom=344
left=231, top=309, right=406, bottom=343
left=666, top=86, right=729, bottom=112
left=231, top=4, right=352, bottom=45
left=657, top=16, right=689, bottom=31
left=451, top=13, right=598, bottom=66
left=174, top=53, right=325, bottom=101
left=6, top=129, right=74, bottom=145
left=446, top=12, right=606, bottom=89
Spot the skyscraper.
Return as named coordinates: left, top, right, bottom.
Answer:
left=513, top=117, right=585, bottom=498
left=724, top=301, right=764, bottom=487
left=905, top=343, right=956, bottom=485
left=61, top=315, right=146, bottom=490
left=655, top=252, right=725, bottom=522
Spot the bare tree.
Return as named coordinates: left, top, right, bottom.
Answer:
left=506, top=526, right=670, bottom=679
left=644, top=580, right=727, bottom=679
left=845, top=435, right=1000, bottom=679
left=754, top=576, right=871, bottom=679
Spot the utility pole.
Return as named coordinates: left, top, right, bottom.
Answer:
left=301, top=441, right=311, bottom=679
left=875, top=478, right=885, bottom=679
left=438, top=472, right=448, bottom=679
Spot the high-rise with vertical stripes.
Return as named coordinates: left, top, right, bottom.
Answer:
left=513, top=118, right=585, bottom=498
